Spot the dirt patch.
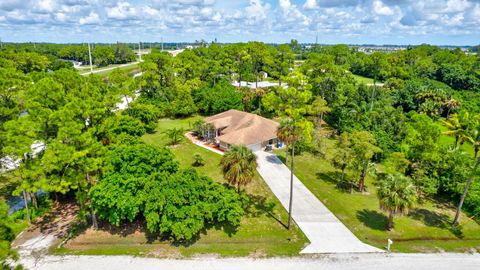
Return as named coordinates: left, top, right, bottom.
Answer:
left=13, top=201, right=78, bottom=248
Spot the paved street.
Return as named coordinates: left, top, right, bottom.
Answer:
left=255, top=151, right=382, bottom=253
left=19, top=253, right=480, bottom=270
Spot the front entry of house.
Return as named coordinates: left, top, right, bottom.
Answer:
left=247, top=143, right=262, bottom=152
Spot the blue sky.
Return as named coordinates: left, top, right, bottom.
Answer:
left=0, top=0, right=479, bottom=45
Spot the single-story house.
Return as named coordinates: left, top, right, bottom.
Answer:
left=204, top=109, right=279, bottom=151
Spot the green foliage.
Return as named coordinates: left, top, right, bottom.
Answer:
left=349, top=131, right=382, bottom=191
left=90, top=143, right=243, bottom=241
left=192, top=153, right=205, bottom=167
left=90, top=173, right=145, bottom=225
left=163, top=127, right=184, bottom=146
left=90, top=144, right=178, bottom=225
left=124, top=103, right=161, bottom=133
left=104, top=144, right=179, bottom=177
left=376, top=173, right=417, bottom=230
left=220, top=145, right=258, bottom=193
left=193, top=80, right=243, bottom=115
left=0, top=200, right=17, bottom=268
left=99, top=115, right=146, bottom=144
left=143, top=169, right=244, bottom=241
left=93, top=46, right=115, bottom=67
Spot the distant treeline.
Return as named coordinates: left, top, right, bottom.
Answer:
left=1, top=43, right=137, bottom=67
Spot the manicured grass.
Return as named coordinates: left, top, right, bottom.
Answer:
left=275, top=138, right=480, bottom=253
left=352, top=74, right=375, bottom=84
left=58, top=116, right=308, bottom=258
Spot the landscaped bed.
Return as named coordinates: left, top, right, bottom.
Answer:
left=54, top=117, right=308, bottom=257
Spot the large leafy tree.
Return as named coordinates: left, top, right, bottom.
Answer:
left=90, top=144, right=179, bottom=225
left=143, top=169, right=244, bottom=241
left=220, top=145, right=258, bottom=193
left=377, top=173, right=417, bottom=231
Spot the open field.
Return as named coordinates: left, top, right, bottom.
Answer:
left=78, top=62, right=141, bottom=77
left=274, top=138, right=480, bottom=253
left=352, top=74, right=375, bottom=84
left=56, top=116, right=308, bottom=257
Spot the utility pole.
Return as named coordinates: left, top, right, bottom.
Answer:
left=0, top=38, right=3, bottom=48
left=138, top=42, right=142, bottom=61
left=88, top=43, right=93, bottom=73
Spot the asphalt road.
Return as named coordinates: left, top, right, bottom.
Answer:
left=19, top=253, right=480, bottom=270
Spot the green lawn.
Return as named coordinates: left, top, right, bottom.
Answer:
left=57, top=116, right=308, bottom=258
left=352, top=74, right=375, bottom=84
left=275, top=138, right=480, bottom=253
left=78, top=62, right=140, bottom=77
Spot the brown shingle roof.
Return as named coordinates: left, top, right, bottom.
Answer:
left=204, top=109, right=279, bottom=146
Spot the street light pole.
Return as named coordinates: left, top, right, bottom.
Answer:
left=88, top=43, right=93, bottom=73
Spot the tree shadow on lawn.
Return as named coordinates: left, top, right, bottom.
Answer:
left=408, top=208, right=464, bottom=239
left=245, top=194, right=288, bottom=229
left=356, top=209, right=388, bottom=231
left=316, top=171, right=354, bottom=193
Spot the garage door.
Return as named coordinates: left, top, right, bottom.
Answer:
left=248, top=143, right=262, bottom=152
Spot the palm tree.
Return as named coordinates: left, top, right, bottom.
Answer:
left=452, top=119, right=480, bottom=226
left=470, top=118, right=480, bottom=159
left=377, top=173, right=417, bottom=231
left=220, top=145, right=258, bottom=193
left=277, top=118, right=303, bottom=229
left=441, top=112, right=472, bottom=148
left=452, top=156, right=480, bottom=226
left=163, top=127, right=184, bottom=145
left=444, top=97, right=460, bottom=118
left=277, top=118, right=295, bottom=164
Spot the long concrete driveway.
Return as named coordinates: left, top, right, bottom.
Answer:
left=255, top=151, right=382, bottom=254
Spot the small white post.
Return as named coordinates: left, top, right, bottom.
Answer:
left=387, top=239, right=393, bottom=252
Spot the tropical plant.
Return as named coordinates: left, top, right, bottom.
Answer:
left=164, top=127, right=185, bottom=146
left=220, top=145, right=258, bottom=193
left=377, top=173, right=417, bottom=230
left=277, top=117, right=310, bottom=229
left=444, top=97, right=460, bottom=118
left=192, top=153, right=204, bottom=167
left=441, top=112, right=472, bottom=148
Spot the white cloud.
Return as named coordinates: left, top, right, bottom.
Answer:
left=106, top=1, right=137, bottom=20
left=245, top=0, right=269, bottom=22
left=443, top=0, right=471, bottom=13
left=79, top=11, right=100, bottom=25
left=36, top=0, right=56, bottom=13
left=303, top=0, right=318, bottom=10
left=373, top=0, right=393, bottom=16
left=0, top=0, right=478, bottom=44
